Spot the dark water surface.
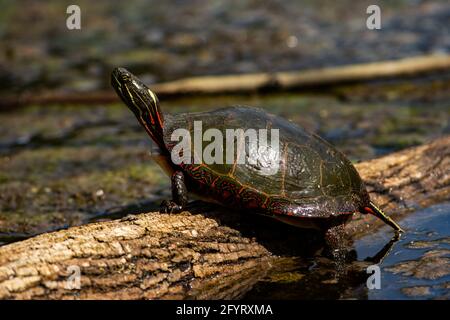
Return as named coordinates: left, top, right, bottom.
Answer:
left=243, top=202, right=450, bottom=300
left=357, top=202, right=450, bottom=300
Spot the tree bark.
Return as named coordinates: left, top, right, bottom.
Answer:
left=2, top=54, right=450, bottom=109
left=0, top=136, right=448, bottom=299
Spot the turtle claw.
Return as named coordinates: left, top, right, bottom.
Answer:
left=159, top=200, right=183, bottom=214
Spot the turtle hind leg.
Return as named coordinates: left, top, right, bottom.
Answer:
left=324, top=225, right=347, bottom=259
left=160, top=171, right=188, bottom=213
left=322, top=223, right=350, bottom=275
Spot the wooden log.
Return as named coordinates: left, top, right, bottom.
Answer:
left=1, top=54, right=450, bottom=109
left=154, top=54, right=450, bottom=94
left=0, top=136, right=448, bottom=299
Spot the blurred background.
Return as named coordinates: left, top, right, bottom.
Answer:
left=0, top=0, right=449, bottom=299
left=1, top=0, right=450, bottom=93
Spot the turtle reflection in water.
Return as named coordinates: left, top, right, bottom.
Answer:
left=111, top=67, right=403, bottom=261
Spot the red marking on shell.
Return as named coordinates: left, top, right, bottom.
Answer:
left=211, top=177, right=219, bottom=187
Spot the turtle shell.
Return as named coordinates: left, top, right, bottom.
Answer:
left=162, top=106, right=370, bottom=219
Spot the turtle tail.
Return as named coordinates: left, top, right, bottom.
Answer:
left=363, top=202, right=404, bottom=233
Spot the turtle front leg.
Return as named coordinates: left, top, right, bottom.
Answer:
left=160, top=171, right=188, bottom=213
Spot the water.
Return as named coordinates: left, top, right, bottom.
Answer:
left=356, top=202, right=450, bottom=300
left=243, top=202, right=450, bottom=300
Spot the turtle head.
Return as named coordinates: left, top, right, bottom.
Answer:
left=111, top=67, right=165, bottom=147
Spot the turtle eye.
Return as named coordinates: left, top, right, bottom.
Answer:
left=121, top=74, right=130, bottom=82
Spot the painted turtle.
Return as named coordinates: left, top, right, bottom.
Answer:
left=111, top=68, right=403, bottom=252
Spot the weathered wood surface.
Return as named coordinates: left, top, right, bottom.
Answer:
left=0, top=136, right=448, bottom=299
left=2, top=54, right=450, bottom=109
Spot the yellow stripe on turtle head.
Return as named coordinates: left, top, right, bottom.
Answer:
left=125, top=85, right=135, bottom=105
left=148, top=89, right=158, bottom=106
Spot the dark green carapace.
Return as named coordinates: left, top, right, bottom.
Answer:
left=111, top=67, right=403, bottom=255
